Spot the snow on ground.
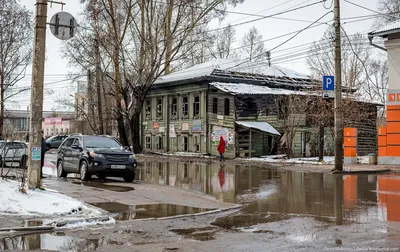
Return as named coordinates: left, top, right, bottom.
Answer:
left=243, top=155, right=371, bottom=165
left=0, top=179, right=101, bottom=217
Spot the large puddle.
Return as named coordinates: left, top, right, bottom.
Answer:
left=0, top=232, right=117, bottom=251
left=90, top=202, right=213, bottom=220
left=137, top=161, right=400, bottom=226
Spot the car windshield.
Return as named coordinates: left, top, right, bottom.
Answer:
left=83, top=137, right=122, bottom=149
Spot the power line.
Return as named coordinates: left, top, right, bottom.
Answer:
left=207, top=0, right=326, bottom=33
left=343, top=0, right=399, bottom=20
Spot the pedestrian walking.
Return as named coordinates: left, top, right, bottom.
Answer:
left=217, top=136, right=226, bottom=162
left=41, top=131, right=47, bottom=178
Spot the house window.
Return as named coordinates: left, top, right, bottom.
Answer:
left=145, top=99, right=151, bottom=119
left=145, top=136, right=151, bottom=149
left=224, top=98, right=230, bottom=116
left=171, top=97, right=178, bottom=120
left=156, top=98, right=163, bottom=120
left=156, top=136, right=163, bottom=150
left=193, top=96, right=200, bottom=119
left=212, top=98, right=218, bottom=114
left=183, top=136, right=188, bottom=151
left=194, top=135, right=200, bottom=152
left=61, top=128, right=64, bottom=134
left=182, top=96, right=188, bottom=119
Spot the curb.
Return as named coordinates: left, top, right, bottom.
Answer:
left=0, top=226, right=54, bottom=232
left=54, top=216, right=111, bottom=227
left=128, top=205, right=242, bottom=222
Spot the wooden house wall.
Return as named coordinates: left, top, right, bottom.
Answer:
left=142, top=83, right=209, bottom=154
left=207, top=89, right=236, bottom=159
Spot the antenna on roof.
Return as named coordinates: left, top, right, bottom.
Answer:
left=266, top=51, right=271, bottom=67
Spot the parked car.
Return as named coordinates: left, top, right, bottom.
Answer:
left=56, top=134, right=137, bottom=182
left=0, top=140, right=28, bottom=168
left=46, top=135, right=69, bottom=150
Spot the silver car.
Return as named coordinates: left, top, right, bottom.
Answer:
left=0, top=141, right=28, bottom=168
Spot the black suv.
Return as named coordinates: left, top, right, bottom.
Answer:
left=56, top=135, right=137, bottom=182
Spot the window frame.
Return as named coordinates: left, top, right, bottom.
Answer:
left=156, top=98, right=163, bottom=120
left=224, top=98, right=230, bottom=116
left=212, top=97, right=218, bottom=114
left=182, top=96, right=188, bottom=119
left=193, top=95, right=200, bottom=119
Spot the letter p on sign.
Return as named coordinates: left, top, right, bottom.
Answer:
left=323, top=76, right=334, bottom=91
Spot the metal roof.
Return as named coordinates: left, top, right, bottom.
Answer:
left=369, top=20, right=400, bottom=37
left=210, top=82, right=309, bottom=96
left=236, top=121, right=281, bottom=136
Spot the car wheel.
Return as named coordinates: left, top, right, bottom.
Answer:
left=46, top=144, right=51, bottom=151
left=19, top=155, right=27, bottom=169
left=79, top=160, right=91, bottom=181
left=123, top=172, right=135, bottom=183
left=57, top=160, right=67, bottom=177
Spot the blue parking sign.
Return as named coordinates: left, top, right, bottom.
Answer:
left=323, top=76, right=334, bottom=91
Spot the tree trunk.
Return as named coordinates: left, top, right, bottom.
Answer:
left=164, top=0, right=174, bottom=74
left=130, top=111, right=142, bottom=153
left=114, top=47, right=129, bottom=146
left=0, top=75, right=4, bottom=139
left=319, top=123, right=324, bottom=162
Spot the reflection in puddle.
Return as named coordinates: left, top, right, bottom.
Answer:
left=170, top=226, right=218, bottom=241
left=137, top=161, right=400, bottom=227
left=21, top=220, right=43, bottom=227
left=72, top=182, right=134, bottom=192
left=90, top=202, right=213, bottom=220
left=0, top=232, right=126, bottom=251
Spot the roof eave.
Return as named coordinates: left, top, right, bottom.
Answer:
left=369, top=28, right=400, bottom=38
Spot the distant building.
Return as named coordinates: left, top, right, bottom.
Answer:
left=141, top=59, right=380, bottom=158
left=4, top=110, right=75, bottom=140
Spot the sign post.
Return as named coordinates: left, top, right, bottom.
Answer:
left=322, top=75, right=335, bottom=98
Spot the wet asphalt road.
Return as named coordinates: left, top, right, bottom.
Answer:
left=2, top=154, right=400, bottom=251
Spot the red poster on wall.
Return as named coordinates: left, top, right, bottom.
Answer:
left=44, top=117, right=62, bottom=125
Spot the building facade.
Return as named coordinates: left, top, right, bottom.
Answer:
left=142, top=59, right=379, bottom=158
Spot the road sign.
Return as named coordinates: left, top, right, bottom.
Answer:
left=31, top=147, right=41, bottom=161
left=323, top=76, right=334, bottom=91
left=49, top=12, right=78, bottom=40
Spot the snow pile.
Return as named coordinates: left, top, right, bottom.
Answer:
left=0, top=179, right=101, bottom=216
left=244, top=155, right=335, bottom=165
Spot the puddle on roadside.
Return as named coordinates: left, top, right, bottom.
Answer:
left=211, top=213, right=290, bottom=230
left=0, top=233, right=123, bottom=251
left=170, top=226, right=218, bottom=241
left=90, top=202, right=214, bottom=221
left=72, top=182, right=134, bottom=192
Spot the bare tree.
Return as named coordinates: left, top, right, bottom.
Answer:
left=0, top=0, right=33, bottom=138
left=376, top=0, right=400, bottom=27
left=307, top=27, right=369, bottom=90
left=211, top=24, right=237, bottom=59
left=240, top=26, right=266, bottom=61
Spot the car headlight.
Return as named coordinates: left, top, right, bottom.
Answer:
left=90, top=152, right=104, bottom=158
left=129, top=154, right=136, bottom=159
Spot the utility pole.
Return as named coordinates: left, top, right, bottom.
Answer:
left=27, top=0, right=48, bottom=189
left=334, top=0, right=343, bottom=171
left=95, top=38, right=104, bottom=134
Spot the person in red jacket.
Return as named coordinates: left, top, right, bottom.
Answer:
left=217, top=136, right=226, bottom=162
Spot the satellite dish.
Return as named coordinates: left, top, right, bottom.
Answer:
left=49, top=11, right=78, bottom=40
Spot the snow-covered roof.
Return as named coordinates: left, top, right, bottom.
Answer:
left=369, top=20, right=400, bottom=37
left=236, top=121, right=281, bottom=136
left=155, top=58, right=311, bottom=84
left=210, top=82, right=309, bottom=96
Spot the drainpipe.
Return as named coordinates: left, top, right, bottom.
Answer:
left=205, top=88, right=209, bottom=154
left=166, top=95, right=170, bottom=152
left=368, top=34, right=387, bottom=52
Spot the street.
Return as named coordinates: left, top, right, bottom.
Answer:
left=1, top=153, right=400, bottom=251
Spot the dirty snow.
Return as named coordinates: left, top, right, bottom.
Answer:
left=0, top=179, right=100, bottom=216
left=243, top=155, right=371, bottom=165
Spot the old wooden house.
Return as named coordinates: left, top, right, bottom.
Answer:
left=141, top=59, right=379, bottom=158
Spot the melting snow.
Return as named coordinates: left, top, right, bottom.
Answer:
left=0, top=179, right=101, bottom=217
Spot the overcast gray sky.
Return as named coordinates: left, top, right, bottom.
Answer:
left=10, top=0, right=381, bottom=111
